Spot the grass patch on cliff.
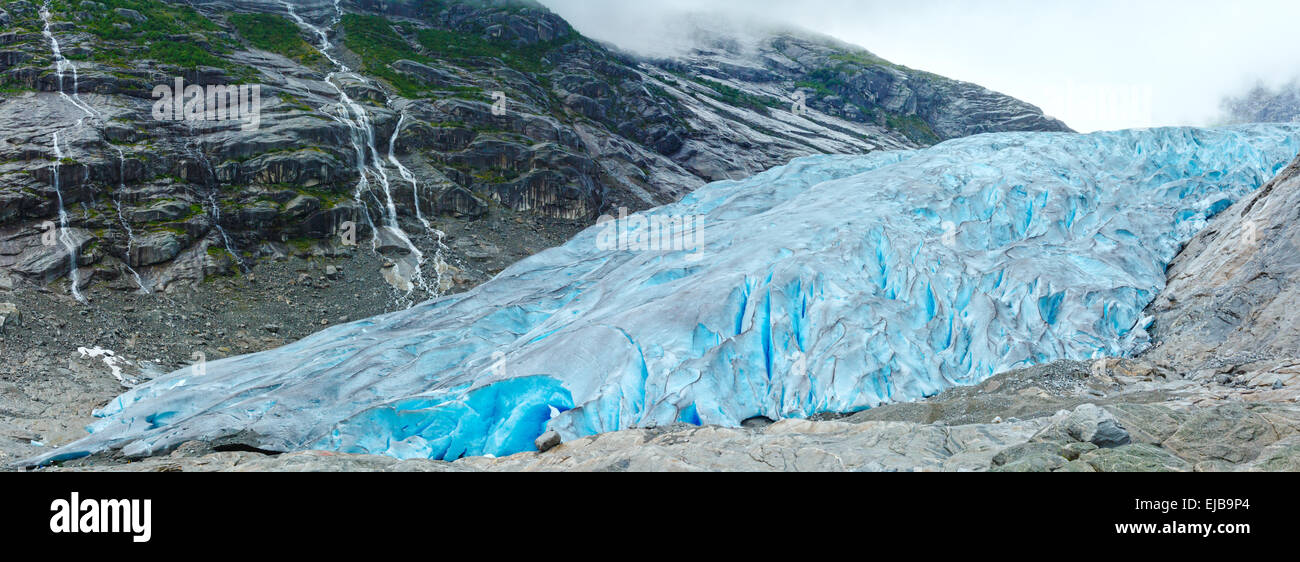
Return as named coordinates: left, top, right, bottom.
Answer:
left=51, top=0, right=251, bottom=73
left=690, top=76, right=786, bottom=115
left=338, top=13, right=572, bottom=97
left=74, top=0, right=220, bottom=41
left=228, top=13, right=325, bottom=67
left=796, top=67, right=940, bottom=145
left=412, top=26, right=573, bottom=74
left=143, top=40, right=227, bottom=69
left=885, top=113, right=940, bottom=145
left=829, top=52, right=898, bottom=70
left=0, top=76, right=32, bottom=93
left=338, top=14, right=430, bottom=97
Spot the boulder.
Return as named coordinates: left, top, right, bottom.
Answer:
left=0, top=302, right=19, bottom=333
left=133, top=231, right=185, bottom=267
left=534, top=430, right=562, bottom=452
left=1031, top=403, right=1131, bottom=448
left=990, top=442, right=1068, bottom=472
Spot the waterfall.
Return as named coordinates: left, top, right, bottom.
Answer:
left=50, top=133, right=85, bottom=303
left=39, top=2, right=97, bottom=121
left=111, top=147, right=150, bottom=293
left=185, top=140, right=247, bottom=273
left=40, top=1, right=102, bottom=302
left=389, top=112, right=451, bottom=295
left=282, top=0, right=433, bottom=304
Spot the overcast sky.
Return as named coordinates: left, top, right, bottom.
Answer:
left=539, top=0, right=1300, bottom=132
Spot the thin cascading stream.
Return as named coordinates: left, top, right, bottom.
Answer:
left=185, top=139, right=247, bottom=273
left=281, top=0, right=433, bottom=304
left=50, top=132, right=85, bottom=303
left=40, top=1, right=100, bottom=302
left=111, top=147, right=150, bottom=294
left=389, top=112, right=451, bottom=295
left=39, top=1, right=98, bottom=121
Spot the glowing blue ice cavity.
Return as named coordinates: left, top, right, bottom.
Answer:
left=27, top=125, right=1300, bottom=465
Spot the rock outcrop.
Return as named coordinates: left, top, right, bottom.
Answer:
left=1144, top=154, right=1300, bottom=368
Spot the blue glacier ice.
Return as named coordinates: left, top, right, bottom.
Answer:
left=26, top=125, right=1300, bottom=465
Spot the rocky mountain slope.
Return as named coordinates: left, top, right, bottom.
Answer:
left=0, top=0, right=1069, bottom=307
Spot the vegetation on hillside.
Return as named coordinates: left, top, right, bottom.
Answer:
left=797, top=66, right=941, bottom=145
left=70, top=0, right=220, bottom=40
left=228, top=12, right=326, bottom=67
left=338, top=14, right=438, bottom=97
left=690, top=76, right=787, bottom=116
left=339, top=13, right=574, bottom=98
left=45, top=0, right=245, bottom=72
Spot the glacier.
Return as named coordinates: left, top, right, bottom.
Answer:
left=25, top=125, right=1300, bottom=465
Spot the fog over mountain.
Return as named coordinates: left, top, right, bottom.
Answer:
left=540, top=0, right=1300, bottom=133
left=1220, top=79, right=1300, bottom=124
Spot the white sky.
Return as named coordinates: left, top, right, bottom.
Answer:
left=539, top=0, right=1300, bottom=132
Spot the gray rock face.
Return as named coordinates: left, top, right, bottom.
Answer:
left=1145, top=155, right=1300, bottom=368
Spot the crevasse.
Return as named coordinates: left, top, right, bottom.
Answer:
left=27, top=125, right=1300, bottom=465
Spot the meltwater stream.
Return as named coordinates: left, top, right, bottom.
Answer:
left=111, top=147, right=150, bottom=294
left=184, top=139, right=248, bottom=273
left=40, top=1, right=99, bottom=302
left=39, top=2, right=97, bottom=120
left=389, top=112, right=451, bottom=293
left=282, top=0, right=437, bottom=304
left=26, top=125, right=1300, bottom=465
left=49, top=133, right=85, bottom=303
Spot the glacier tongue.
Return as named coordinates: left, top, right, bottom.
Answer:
left=29, top=125, right=1300, bottom=465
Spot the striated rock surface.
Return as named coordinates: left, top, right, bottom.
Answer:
left=1144, top=154, right=1300, bottom=368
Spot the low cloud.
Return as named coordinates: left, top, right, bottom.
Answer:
left=540, top=0, right=1300, bottom=132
